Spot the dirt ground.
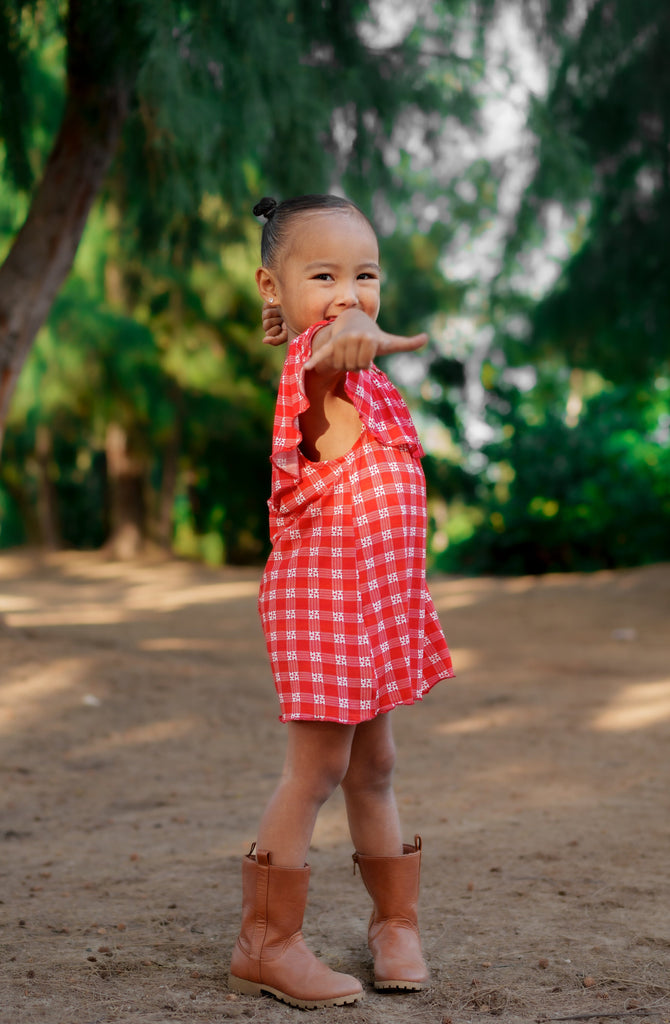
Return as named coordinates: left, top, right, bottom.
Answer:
left=1, top=550, right=669, bottom=1024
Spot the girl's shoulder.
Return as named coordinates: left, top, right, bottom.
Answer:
left=280, top=320, right=333, bottom=394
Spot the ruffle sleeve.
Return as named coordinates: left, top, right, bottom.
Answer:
left=270, top=320, right=424, bottom=485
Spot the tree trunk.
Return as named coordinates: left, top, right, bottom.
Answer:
left=157, top=420, right=182, bottom=550
left=104, top=423, right=146, bottom=560
left=0, top=44, right=131, bottom=458
left=35, top=424, right=61, bottom=549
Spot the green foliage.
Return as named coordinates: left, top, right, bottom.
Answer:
left=176, top=388, right=273, bottom=563
left=104, top=0, right=487, bottom=253
left=1, top=0, right=488, bottom=560
left=0, top=480, right=25, bottom=545
left=0, top=196, right=281, bottom=559
left=3, top=0, right=487, bottom=247
left=436, top=379, right=670, bottom=575
left=0, top=0, right=64, bottom=205
left=0, top=0, right=43, bottom=190
left=418, top=0, right=670, bottom=576
left=381, top=223, right=465, bottom=337
left=4, top=0, right=668, bottom=576
left=499, top=0, right=670, bottom=383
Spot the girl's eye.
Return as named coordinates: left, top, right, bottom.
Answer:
left=358, top=273, right=378, bottom=280
left=313, top=273, right=333, bottom=281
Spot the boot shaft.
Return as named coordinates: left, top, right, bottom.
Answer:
left=352, top=836, right=422, bottom=925
left=352, top=836, right=428, bottom=990
left=238, top=847, right=311, bottom=960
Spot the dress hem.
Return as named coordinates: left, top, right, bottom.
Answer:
left=275, top=668, right=455, bottom=725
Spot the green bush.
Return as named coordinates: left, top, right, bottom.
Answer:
left=436, top=386, right=670, bottom=574
left=0, top=485, right=26, bottom=548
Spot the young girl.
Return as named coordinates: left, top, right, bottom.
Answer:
left=228, top=194, right=454, bottom=1009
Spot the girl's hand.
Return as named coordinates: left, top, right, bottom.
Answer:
left=261, top=301, right=287, bottom=346
left=304, top=309, right=427, bottom=372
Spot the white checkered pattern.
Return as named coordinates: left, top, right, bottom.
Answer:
left=258, top=322, right=454, bottom=723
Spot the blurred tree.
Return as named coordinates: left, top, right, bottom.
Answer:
left=420, top=0, right=670, bottom=575
left=497, top=0, right=670, bottom=382
left=0, top=204, right=283, bottom=560
left=0, top=0, right=141, bottom=455
left=0, top=0, right=479, bottom=458
left=0, top=0, right=488, bottom=558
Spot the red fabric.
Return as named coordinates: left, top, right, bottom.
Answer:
left=259, top=321, right=454, bottom=723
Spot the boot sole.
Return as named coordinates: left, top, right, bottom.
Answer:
left=374, top=978, right=425, bottom=991
left=228, top=973, right=364, bottom=1009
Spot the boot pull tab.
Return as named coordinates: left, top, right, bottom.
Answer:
left=414, top=835, right=422, bottom=852
left=352, top=851, right=360, bottom=876
left=246, top=841, right=257, bottom=858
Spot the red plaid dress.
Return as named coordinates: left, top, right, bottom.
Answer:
left=258, top=321, right=454, bottom=723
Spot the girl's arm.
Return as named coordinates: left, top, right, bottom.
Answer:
left=304, top=308, right=427, bottom=372
left=299, top=309, right=427, bottom=462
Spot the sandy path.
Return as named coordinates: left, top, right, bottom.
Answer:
left=1, top=551, right=669, bottom=1024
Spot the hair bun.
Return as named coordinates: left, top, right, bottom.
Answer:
left=253, top=197, right=278, bottom=220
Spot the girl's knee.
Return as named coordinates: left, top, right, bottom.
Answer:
left=287, top=754, right=348, bottom=806
left=283, top=723, right=353, bottom=804
left=342, top=734, right=396, bottom=794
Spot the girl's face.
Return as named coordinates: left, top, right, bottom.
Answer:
left=256, top=210, right=381, bottom=342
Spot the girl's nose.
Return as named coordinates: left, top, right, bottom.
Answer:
left=335, top=280, right=361, bottom=308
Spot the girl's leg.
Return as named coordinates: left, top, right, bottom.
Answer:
left=341, top=712, right=403, bottom=857
left=231, top=719, right=364, bottom=1006
left=344, top=714, right=427, bottom=990
left=255, top=720, right=356, bottom=867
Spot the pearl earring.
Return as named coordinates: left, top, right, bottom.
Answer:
left=268, top=298, right=274, bottom=304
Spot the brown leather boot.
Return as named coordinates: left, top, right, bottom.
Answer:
left=228, top=845, right=364, bottom=1009
left=352, top=835, right=429, bottom=990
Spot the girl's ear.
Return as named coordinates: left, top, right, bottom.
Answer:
left=256, top=266, right=278, bottom=304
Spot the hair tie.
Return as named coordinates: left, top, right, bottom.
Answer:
left=253, top=197, right=278, bottom=220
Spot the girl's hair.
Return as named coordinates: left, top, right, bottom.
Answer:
left=252, top=194, right=374, bottom=267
